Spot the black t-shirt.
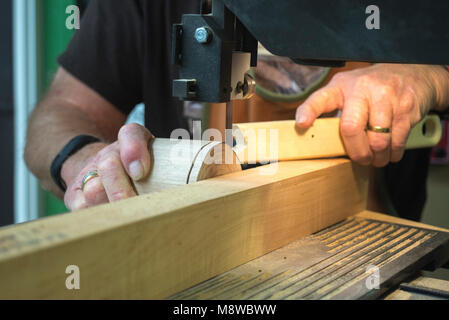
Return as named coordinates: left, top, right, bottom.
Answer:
left=58, top=0, right=200, bottom=138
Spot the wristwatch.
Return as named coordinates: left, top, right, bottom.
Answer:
left=50, top=135, right=101, bottom=192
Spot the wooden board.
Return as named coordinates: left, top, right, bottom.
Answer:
left=0, top=159, right=367, bottom=299
left=233, top=115, right=442, bottom=164
left=133, top=138, right=241, bottom=194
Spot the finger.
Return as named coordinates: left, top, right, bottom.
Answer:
left=65, top=189, right=88, bottom=212
left=67, top=162, right=108, bottom=208
left=390, top=92, right=414, bottom=162
left=97, top=148, right=136, bottom=202
left=296, top=86, right=344, bottom=128
left=390, top=116, right=410, bottom=163
left=340, top=96, right=372, bottom=165
left=63, top=162, right=97, bottom=211
left=82, top=175, right=109, bottom=206
left=118, top=123, right=153, bottom=181
left=367, top=88, right=394, bottom=167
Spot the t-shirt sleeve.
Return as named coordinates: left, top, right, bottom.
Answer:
left=58, top=0, right=144, bottom=114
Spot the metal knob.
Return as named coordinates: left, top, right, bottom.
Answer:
left=194, top=27, right=213, bottom=44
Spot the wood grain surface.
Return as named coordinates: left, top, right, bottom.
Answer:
left=0, top=159, right=367, bottom=299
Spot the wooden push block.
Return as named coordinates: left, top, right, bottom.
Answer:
left=133, top=138, right=241, bottom=194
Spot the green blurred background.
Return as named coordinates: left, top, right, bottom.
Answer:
left=38, top=0, right=76, bottom=216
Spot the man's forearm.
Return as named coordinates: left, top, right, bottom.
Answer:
left=25, top=98, right=108, bottom=198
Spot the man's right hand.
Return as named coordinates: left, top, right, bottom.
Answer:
left=61, top=123, right=154, bottom=211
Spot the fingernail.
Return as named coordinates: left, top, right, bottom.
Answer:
left=297, top=113, right=307, bottom=124
left=129, top=160, right=144, bottom=180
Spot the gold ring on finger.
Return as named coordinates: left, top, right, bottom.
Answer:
left=367, top=125, right=390, bottom=134
left=81, top=170, right=99, bottom=191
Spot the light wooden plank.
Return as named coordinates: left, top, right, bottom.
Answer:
left=233, top=115, right=441, bottom=164
left=0, top=159, right=368, bottom=299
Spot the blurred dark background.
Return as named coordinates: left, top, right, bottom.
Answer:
left=0, top=0, right=14, bottom=227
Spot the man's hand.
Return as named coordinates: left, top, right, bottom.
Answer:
left=61, top=123, right=153, bottom=211
left=25, top=67, right=152, bottom=210
left=296, top=64, right=449, bottom=167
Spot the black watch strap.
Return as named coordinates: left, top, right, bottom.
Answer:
left=50, top=135, right=101, bottom=192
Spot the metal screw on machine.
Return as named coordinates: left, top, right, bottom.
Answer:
left=235, top=73, right=256, bottom=100
left=194, top=27, right=213, bottom=44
